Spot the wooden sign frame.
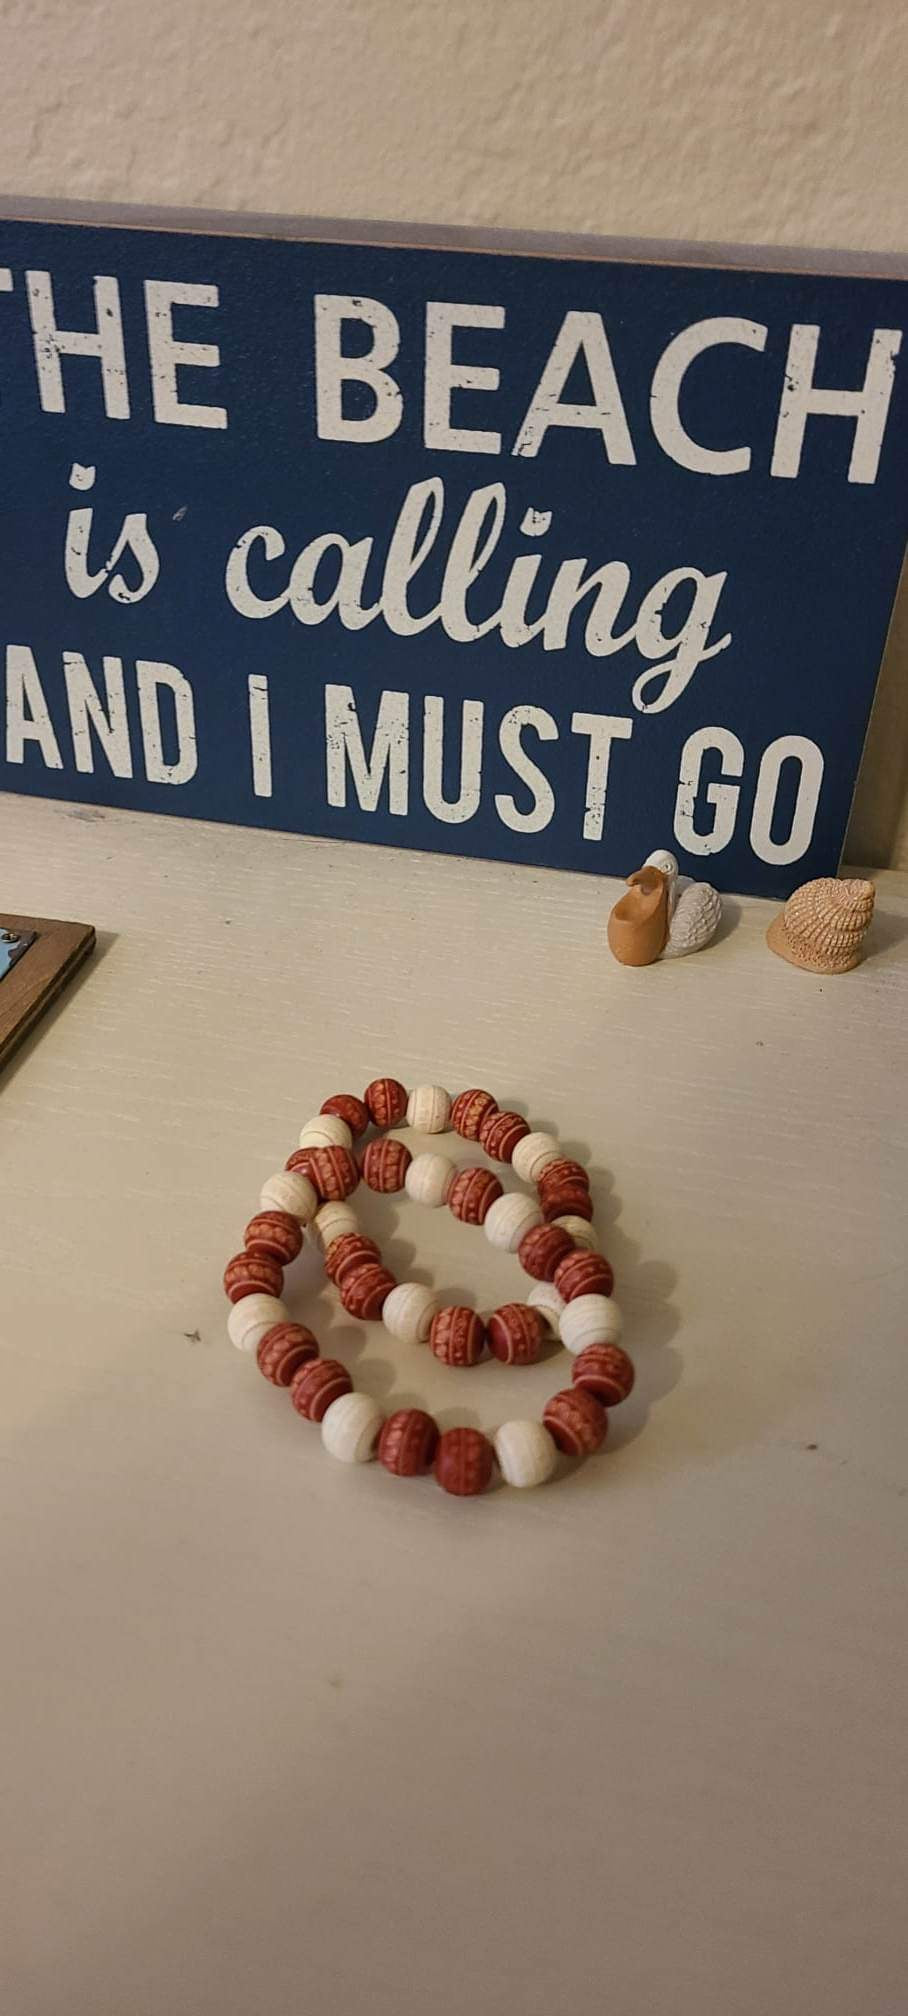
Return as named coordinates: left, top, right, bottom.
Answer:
left=0, top=913, right=95, bottom=1072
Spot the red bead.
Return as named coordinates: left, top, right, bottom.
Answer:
left=572, top=1345, right=635, bottom=1407
left=321, top=1092, right=369, bottom=1137
left=538, top=1158, right=591, bottom=1195
left=285, top=1147, right=317, bottom=1179
left=223, top=1252, right=283, bottom=1302
left=517, top=1222, right=574, bottom=1280
left=243, top=1210, right=303, bottom=1265
left=360, top=1137, right=412, bottom=1192
left=447, top=1166, right=503, bottom=1225
left=324, top=1232, right=381, bottom=1285
left=339, top=1263, right=396, bottom=1319
left=364, top=1077, right=408, bottom=1127
left=307, top=1146, right=360, bottom=1201
left=434, top=1426, right=494, bottom=1496
left=487, top=1303, right=546, bottom=1365
left=542, top=1387, right=608, bottom=1456
left=430, top=1306, right=487, bottom=1367
left=451, top=1088, right=498, bottom=1139
left=378, top=1409, right=439, bottom=1476
left=290, top=1357, right=352, bottom=1422
left=541, top=1188, right=594, bottom=1224
left=479, top=1107, right=530, bottom=1162
left=257, top=1323, right=319, bottom=1386
left=554, top=1250, right=615, bottom=1301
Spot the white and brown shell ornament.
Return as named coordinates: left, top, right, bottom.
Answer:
left=766, top=877, right=875, bottom=974
left=606, top=850, right=722, bottom=965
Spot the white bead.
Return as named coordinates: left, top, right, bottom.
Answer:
left=559, top=1293, right=624, bottom=1354
left=312, top=1200, right=359, bottom=1251
left=483, top=1192, right=544, bottom=1252
left=382, top=1281, right=439, bottom=1344
left=511, top=1131, right=560, bottom=1184
left=405, top=1084, right=452, bottom=1133
left=321, top=1391, right=385, bottom=1463
left=526, top=1280, right=565, bottom=1333
left=298, top=1113, right=353, bottom=1151
left=259, top=1170, right=318, bottom=1223
left=494, top=1420, right=558, bottom=1488
left=228, top=1293, right=288, bottom=1352
left=552, top=1215, right=597, bottom=1251
left=405, top=1151, right=455, bottom=1208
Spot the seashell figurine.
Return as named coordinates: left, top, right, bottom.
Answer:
left=642, top=850, right=723, bottom=959
left=606, top=864, right=669, bottom=966
left=766, top=876, right=875, bottom=974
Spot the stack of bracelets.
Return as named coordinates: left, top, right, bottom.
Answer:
left=223, top=1079, right=635, bottom=1496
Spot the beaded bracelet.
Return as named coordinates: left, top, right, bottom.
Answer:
left=223, top=1079, right=635, bottom=1495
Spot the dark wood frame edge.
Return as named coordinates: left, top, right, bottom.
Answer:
left=0, top=914, right=96, bottom=1073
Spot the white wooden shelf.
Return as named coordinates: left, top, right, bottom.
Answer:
left=2, top=792, right=906, bottom=2016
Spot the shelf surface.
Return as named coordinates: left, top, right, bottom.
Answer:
left=2, top=793, right=906, bottom=2016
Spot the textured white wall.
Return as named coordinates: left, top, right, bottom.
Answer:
left=2, top=0, right=907, bottom=858
left=2, top=0, right=906, bottom=251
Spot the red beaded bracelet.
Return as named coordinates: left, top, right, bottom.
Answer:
left=223, top=1080, right=635, bottom=1494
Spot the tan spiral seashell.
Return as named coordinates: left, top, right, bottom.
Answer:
left=766, top=877, right=875, bottom=974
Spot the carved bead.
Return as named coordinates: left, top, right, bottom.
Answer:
left=430, top=1306, right=486, bottom=1367
left=487, top=1303, right=546, bottom=1365
left=543, top=1387, right=608, bottom=1456
left=244, top=1210, right=303, bottom=1264
left=541, top=1188, right=594, bottom=1224
left=321, top=1092, right=369, bottom=1137
left=483, top=1192, right=543, bottom=1252
left=451, top=1088, right=497, bottom=1139
left=518, top=1223, right=574, bottom=1281
left=526, top=1280, right=565, bottom=1333
left=378, top=1409, right=439, bottom=1476
left=228, top=1293, right=288, bottom=1352
left=572, top=1344, right=635, bottom=1407
left=260, top=1169, right=318, bottom=1223
left=321, top=1391, right=384, bottom=1463
left=538, top=1158, right=590, bottom=1195
left=256, top=1323, right=319, bottom=1386
left=493, top=1420, right=558, bottom=1488
left=406, top=1084, right=452, bottom=1133
left=434, top=1427, right=495, bottom=1495
left=554, top=1250, right=615, bottom=1302
left=405, top=1152, right=456, bottom=1207
left=298, top=1112, right=353, bottom=1151
left=290, top=1357, right=352, bottom=1422
left=559, top=1294, right=624, bottom=1353
left=511, top=1131, right=561, bottom=1184
left=339, top=1263, right=396, bottom=1319
left=223, top=1252, right=283, bottom=1302
left=364, top=1077, right=408, bottom=1127
left=324, top=1232, right=381, bottom=1285
left=447, top=1166, right=503, bottom=1225
left=360, top=1137, right=411, bottom=1192
left=285, top=1148, right=318, bottom=1180
left=308, top=1146, right=359, bottom=1201
left=552, top=1215, right=597, bottom=1251
left=479, top=1107, right=530, bottom=1162
left=313, top=1200, right=360, bottom=1251
left=382, top=1281, right=439, bottom=1344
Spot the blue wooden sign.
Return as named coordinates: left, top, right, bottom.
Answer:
left=1, top=207, right=906, bottom=894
